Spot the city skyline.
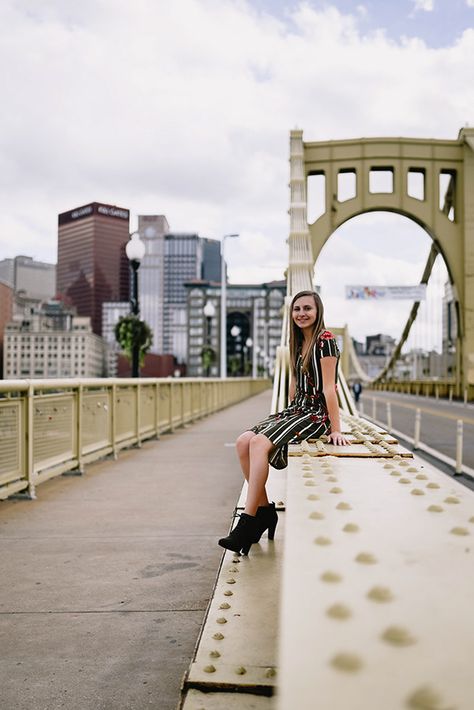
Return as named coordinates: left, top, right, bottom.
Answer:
left=1, top=1, right=473, bottom=343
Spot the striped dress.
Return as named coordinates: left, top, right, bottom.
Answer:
left=250, top=330, right=340, bottom=469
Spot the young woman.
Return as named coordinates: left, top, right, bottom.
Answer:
left=218, top=290, right=350, bottom=556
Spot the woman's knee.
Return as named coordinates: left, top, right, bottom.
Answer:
left=236, top=431, right=255, bottom=455
left=249, top=433, right=272, bottom=453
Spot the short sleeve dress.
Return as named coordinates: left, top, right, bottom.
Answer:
left=250, top=330, right=340, bottom=470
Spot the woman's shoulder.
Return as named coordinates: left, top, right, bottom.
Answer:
left=318, top=329, right=335, bottom=342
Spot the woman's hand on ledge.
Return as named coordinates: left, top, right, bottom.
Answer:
left=328, top=431, right=351, bottom=446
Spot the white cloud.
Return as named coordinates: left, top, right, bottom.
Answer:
left=412, top=0, right=434, bottom=11
left=0, top=0, right=473, bottom=341
left=466, top=0, right=474, bottom=7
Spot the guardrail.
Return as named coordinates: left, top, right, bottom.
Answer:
left=370, top=379, right=474, bottom=402
left=0, top=377, right=270, bottom=501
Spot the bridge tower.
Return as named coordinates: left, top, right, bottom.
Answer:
left=289, top=127, right=474, bottom=394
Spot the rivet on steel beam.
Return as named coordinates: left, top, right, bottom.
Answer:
left=407, top=467, right=418, bottom=473
left=228, top=567, right=239, bottom=573
left=399, top=460, right=409, bottom=467
left=320, top=570, right=342, bottom=583
left=314, top=536, right=332, bottom=546
left=303, top=472, right=315, bottom=478
left=223, top=590, right=233, bottom=596
left=406, top=685, right=449, bottom=709
left=381, top=626, right=416, bottom=646
left=326, top=603, right=352, bottom=619
left=226, top=578, right=236, bottom=584
left=416, top=474, right=428, bottom=480
left=309, top=511, right=324, bottom=520
left=390, top=471, right=401, bottom=476
left=232, top=558, right=241, bottom=563
left=411, top=489, right=425, bottom=496
left=355, top=552, right=377, bottom=565
left=330, top=652, right=363, bottom=672
left=204, top=665, right=216, bottom=673
left=399, top=478, right=411, bottom=484
left=444, top=496, right=460, bottom=504
left=427, top=505, right=444, bottom=513
left=427, top=483, right=440, bottom=489
left=264, top=667, right=277, bottom=678
left=343, top=523, right=359, bottom=533
left=305, top=481, right=317, bottom=487
left=469, top=516, right=474, bottom=523
left=330, top=487, right=343, bottom=494
left=307, top=493, right=320, bottom=500
left=216, top=617, right=227, bottom=624
left=212, top=633, right=224, bottom=640
left=367, top=586, right=393, bottom=603
left=219, top=603, right=231, bottom=609
left=210, top=650, right=221, bottom=658
left=336, top=502, right=352, bottom=510
left=327, top=476, right=338, bottom=482
left=384, top=463, right=394, bottom=469
left=393, top=454, right=402, bottom=460
left=235, top=667, right=247, bottom=675
left=450, top=527, right=469, bottom=536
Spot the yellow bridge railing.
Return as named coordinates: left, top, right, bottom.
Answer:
left=0, top=377, right=270, bottom=501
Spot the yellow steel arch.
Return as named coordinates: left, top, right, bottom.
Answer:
left=288, top=128, right=474, bottom=394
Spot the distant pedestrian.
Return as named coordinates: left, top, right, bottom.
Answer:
left=352, top=381, right=362, bottom=403
left=218, top=290, right=350, bottom=557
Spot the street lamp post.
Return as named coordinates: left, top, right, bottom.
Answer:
left=125, top=232, right=146, bottom=378
left=203, top=300, right=216, bottom=376
left=220, top=233, right=239, bottom=378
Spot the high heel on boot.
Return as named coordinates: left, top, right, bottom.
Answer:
left=253, top=502, right=278, bottom=543
left=218, top=513, right=260, bottom=556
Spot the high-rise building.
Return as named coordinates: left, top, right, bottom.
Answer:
left=57, top=202, right=130, bottom=335
left=185, top=280, right=286, bottom=377
left=3, top=302, right=105, bottom=379
left=163, top=233, right=221, bottom=363
left=136, top=215, right=169, bottom=354
left=0, top=255, right=56, bottom=302
left=0, top=279, right=14, bottom=378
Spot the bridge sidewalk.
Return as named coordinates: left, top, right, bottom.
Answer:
left=0, top=389, right=272, bottom=710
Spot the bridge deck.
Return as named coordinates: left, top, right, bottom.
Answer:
left=0, top=390, right=272, bottom=710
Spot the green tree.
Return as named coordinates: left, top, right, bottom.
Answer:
left=114, top=315, right=153, bottom=366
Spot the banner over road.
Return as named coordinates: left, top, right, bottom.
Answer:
left=345, top=285, right=427, bottom=300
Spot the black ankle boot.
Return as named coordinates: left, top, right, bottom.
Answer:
left=218, top=513, right=260, bottom=556
left=253, top=502, right=278, bottom=543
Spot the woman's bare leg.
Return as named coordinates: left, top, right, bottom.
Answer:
left=244, top=433, right=273, bottom=515
left=235, top=431, right=255, bottom=481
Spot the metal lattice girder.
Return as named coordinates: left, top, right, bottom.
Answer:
left=277, top=445, right=474, bottom=710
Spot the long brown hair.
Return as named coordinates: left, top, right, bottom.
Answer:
left=289, top=290, right=326, bottom=375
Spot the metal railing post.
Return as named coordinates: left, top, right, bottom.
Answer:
left=455, top=419, right=463, bottom=475
left=372, top=396, right=376, bottom=420
left=26, top=382, right=36, bottom=499
left=386, top=401, right=392, bottom=433
left=414, top=408, right=421, bottom=449
left=111, top=383, right=118, bottom=459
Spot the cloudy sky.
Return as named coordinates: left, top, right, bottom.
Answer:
left=1, top=0, right=473, bottom=345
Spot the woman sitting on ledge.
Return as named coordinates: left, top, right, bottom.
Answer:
left=218, top=289, right=350, bottom=556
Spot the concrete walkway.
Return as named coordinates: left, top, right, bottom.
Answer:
left=0, top=389, right=272, bottom=710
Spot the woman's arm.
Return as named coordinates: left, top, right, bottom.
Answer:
left=320, top=356, right=350, bottom=446
left=288, top=371, right=295, bottom=403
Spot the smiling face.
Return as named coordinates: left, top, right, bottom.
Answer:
left=292, top=294, right=317, bottom=332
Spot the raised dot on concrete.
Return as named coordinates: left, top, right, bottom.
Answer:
left=219, top=603, right=231, bottom=609
left=330, top=652, right=363, bottom=672
left=367, top=586, right=393, bottom=603
left=416, top=474, right=428, bottom=480
left=427, top=483, right=440, bottom=489
left=216, top=617, right=227, bottom=624
left=407, top=467, right=418, bottom=473
left=209, top=650, right=221, bottom=658
left=336, top=502, right=352, bottom=510
left=381, top=626, right=416, bottom=646
left=321, top=571, right=342, bottom=583
left=399, top=478, right=411, bottom=484
left=445, top=496, right=460, bottom=504
left=326, top=603, right=352, bottom=620
left=390, top=471, right=402, bottom=476
left=226, top=578, right=236, bottom=584
left=204, top=665, right=216, bottom=673
left=213, top=633, right=224, bottom=640
left=411, top=488, right=425, bottom=496
left=309, top=511, right=325, bottom=520
left=330, top=487, right=343, bottom=494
